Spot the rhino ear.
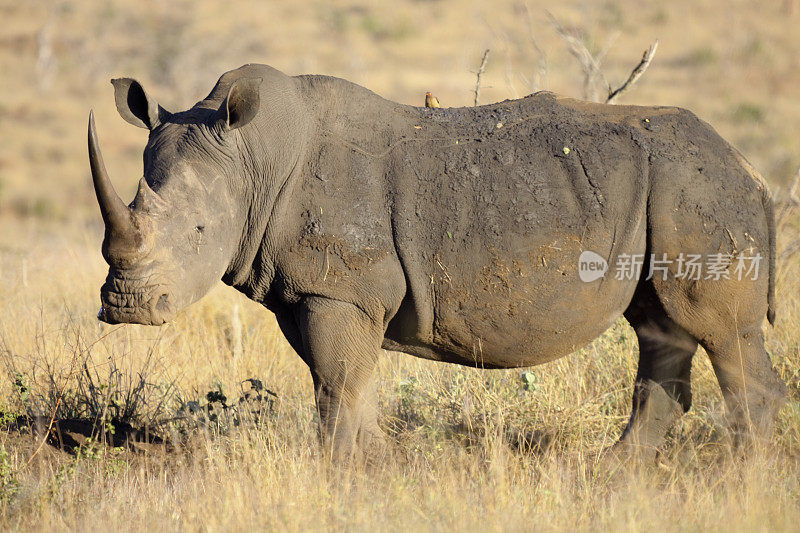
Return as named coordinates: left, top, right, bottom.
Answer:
left=217, top=77, right=262, bottom=131
left=111, top=78, right=167, bottom=130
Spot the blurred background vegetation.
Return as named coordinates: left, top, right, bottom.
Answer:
left=2, top=0, right=800, bottom=227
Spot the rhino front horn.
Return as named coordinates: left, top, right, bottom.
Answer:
left=88, top=110, right=141, bottom=255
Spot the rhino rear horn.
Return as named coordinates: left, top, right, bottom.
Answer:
left=88, top=111, right=141, bottom=253
left=133, top=177, right=167, bottom=213
left=217, top=77, right=262, bottom=131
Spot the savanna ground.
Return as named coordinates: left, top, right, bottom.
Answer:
left=1, top=0, right=800, bottom=530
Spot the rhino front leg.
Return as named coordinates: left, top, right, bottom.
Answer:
left=295, top=296, right=386, bottom=462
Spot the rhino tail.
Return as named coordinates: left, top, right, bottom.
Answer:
left=761, top=185, right=777, bottom=326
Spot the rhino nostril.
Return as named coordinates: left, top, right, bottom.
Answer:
left=156, top=293, right=170, bottom=312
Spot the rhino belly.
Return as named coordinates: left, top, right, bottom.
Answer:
left=434, top=288, right=634, bottom=367
left=403, top=229, right=644, bottom=368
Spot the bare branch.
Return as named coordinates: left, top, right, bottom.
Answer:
left=606, top=40, right=659, bottom=104
left=596, top=31, right=621, bottom=66
left=546, top=11, right=608, bottom=101
left=473, top=49, right=490, bottom=106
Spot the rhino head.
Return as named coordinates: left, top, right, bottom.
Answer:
left=90, top=65, right=307, bottom=325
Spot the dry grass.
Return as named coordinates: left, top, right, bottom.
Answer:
left=0, top=212, right=797, bottom=532
left=1, top=0, right=800, bottom=530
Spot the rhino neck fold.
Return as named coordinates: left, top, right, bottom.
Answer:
left=219, top=72, right=314, bottom=301
left=222, top=134, right=307, bottom=303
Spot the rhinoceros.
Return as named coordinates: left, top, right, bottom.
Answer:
left=89, top=63, right=786, bottom=460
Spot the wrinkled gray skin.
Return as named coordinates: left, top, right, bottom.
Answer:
left=90, top=63, right=787, bottom=461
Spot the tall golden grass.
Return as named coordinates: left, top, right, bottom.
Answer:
left=1, top=1, right=800, bottom=530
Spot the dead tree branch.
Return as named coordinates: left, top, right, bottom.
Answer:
left=606, top=40, right=659, bottom=104
left=546, top=11, right=657, bottom=104
left=473, top=49, right=490, bottom=106
left=546, top=11, right=608, bottom=101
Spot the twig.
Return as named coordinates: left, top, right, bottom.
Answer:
left=606, top=40, right=659, bottom=104
left=546, top=11, right=656, bottom=104
left=23, top=324, right=128, bottom=467
left=473, top=49, right=490, bottom=106
left=596, top=31, right=621, bottom=66
left=546, top=11, right=608, bottom=101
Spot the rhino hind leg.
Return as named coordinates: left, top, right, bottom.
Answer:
left=702, top=326, right=787, bottom=446
left=643, top=272, right=786, bottom=450
left=640, top=153, right=787, bottom=448
left=614, top=283, right=698, bottom=459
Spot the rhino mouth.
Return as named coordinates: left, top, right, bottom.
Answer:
left=99, top=273, right=174, bottom=326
